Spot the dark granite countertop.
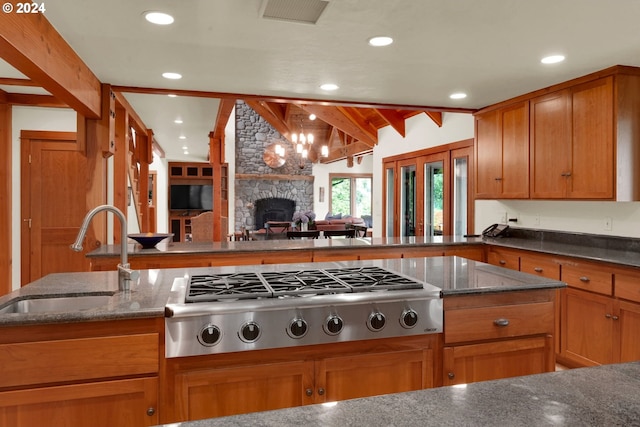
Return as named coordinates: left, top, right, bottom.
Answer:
left=0, top=257, right=564, bottom=326
left=484, top=227, right=640, bottom=268
left=85, top=235, right=484, bottom=258
left=156, top=362, right=640, bottom=427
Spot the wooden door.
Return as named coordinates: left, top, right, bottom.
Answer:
left=315, top=349, right=432, bottom=403
left=0, top=377, right=158, bottom=427
left=500, top=101, right=529, bottom=198
left=530, top=89, right=572, bottom=198
left=618, top=300, right=640, bottom=362
left=20, top=131, right=89, bottom=285
left=172, top=360, right=314, bottom=421
left=569, top=77, right=614, bottom=199
left=561, top=288, right=615, bottom=365
left=442, top=336, right=552, bottom=386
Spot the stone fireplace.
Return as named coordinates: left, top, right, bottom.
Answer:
left=253, top=198, right=295, bottom=229
left=234, top=101, right=314, bottom=231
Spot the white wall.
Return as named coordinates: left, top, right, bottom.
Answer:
left=11, top=107, right=77, bottom=290
left=150, top=154, right=168, bottom=233
left=373, top=113, right=475, bottom=237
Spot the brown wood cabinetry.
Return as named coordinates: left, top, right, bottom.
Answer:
left=530, top=77, right=614, bottom=199
left=162, top=335, right=437, bottom=423
left=474, top=101, right=529, bottom=199
left=486, top=244, right=640, bottom=368
left=168, top=162, right=214, bottom=242
left=0, top=319, right=161, bottom=427
left=442, top=290, right=556, bottom=386
left=476, top=66, right=640, bottom=201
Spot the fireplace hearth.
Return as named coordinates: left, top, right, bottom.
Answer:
left=254, top=198, right=295, bottom=229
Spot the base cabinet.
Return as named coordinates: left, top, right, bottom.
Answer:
left=163, top=336, right=437, bottom=423
left=443, top=336, right=552, bottom=386
left=0, top=378, right=158, bottom=427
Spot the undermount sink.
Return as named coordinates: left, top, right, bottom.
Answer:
left=0, top=294, right=113, bottom=315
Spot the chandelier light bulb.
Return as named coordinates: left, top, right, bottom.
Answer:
left=321, top=145, right=329, bottom=157
left=297, top=143, right=303, bottom=154
left=292, top=133, right=297, bottom=143
left=300, top=133, right=306, bottom=144
left=302, top=149, right=308, bottom=159
left=308, top=134, right=314, bottom=144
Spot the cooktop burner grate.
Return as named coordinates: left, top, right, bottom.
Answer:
left=185, top=267, right=426, bottom=303
left=185, top=273, right=271, bottom=302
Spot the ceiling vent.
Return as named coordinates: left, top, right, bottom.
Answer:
left=260, top=0, right=329, bottom=24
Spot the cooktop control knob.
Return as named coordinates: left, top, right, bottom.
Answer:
left=287, top=317, right=308, bottom=339
left=239, top=321, right=261, bottom=342
left=324, top=314, right=344, bottom=335
left=367, top=311, right=386, bottom=331
left=198, top=324, right=222, bottom=346
left=400, top=308, right=419, bottom=329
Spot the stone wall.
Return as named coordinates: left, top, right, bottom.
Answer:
left=234, top=101, right=313, bottom=231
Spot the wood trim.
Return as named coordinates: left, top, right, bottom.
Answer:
left=19, top=130, right=77, bottom=142
left=112, top=85, right=477, bottom=114
left=5, top=93, right=68, bottom=108
left=0, top=13, right=101, bottom=118
left=0, top=77, right=39, bottom=87
left=0, top=103, right=11, bottom=296
left=113, top=91, right=148, bottom=135
left=235, top=173, right=314, bottom=181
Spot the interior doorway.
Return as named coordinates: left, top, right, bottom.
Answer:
left=20, top=130, right=89, bottom=285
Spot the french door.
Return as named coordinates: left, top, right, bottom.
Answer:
left=383, top=141, right=473, bottom=237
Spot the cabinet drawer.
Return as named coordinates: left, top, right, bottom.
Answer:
left=520, top=255, right=560, bottom=280
left=562, top=263, right=613, bottom=295
left=445, top=302, right=554, bottom=344
left=487, top=248, right=519, bottom=270
left=0, top=333, right=159, bottom=389
left=615, top=271, right=640, bottom=303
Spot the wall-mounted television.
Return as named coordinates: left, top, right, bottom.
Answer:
left=170, top=184, right=213, bottom=210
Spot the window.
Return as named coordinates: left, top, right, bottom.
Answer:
left=329, top=174, right=372, bottom=219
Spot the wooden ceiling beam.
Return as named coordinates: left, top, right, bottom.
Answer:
left=297, top=104, right=378, bottom=147
left=0, top=13, right=102, bottom=118
left=321, top=140, right=373, bottom=163
left=245, top=99, right=294, bottom=140
left=0, top=88, right=7, bottom=104
left=212, top=98, right=236, bottom=140
left=6, top=93, right=68, bottom=108
left=0, top=77, right=40, bottom=87
left=425, top=111, right=443, bottom=127
left=338, top=106, right=379, bottom=143
left=375, top=108, right=406, bottom=137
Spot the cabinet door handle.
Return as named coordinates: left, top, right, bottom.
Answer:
left=561, top=172, right=572, bottom=177
left=305, top=388, right=313, bottom=397
left=447, top=372, right=455, bottom=380
left=146, top=408, right=156, bottom=417
left=499, top=260, right=506, bottom=265
left=612, top=315, right=619, bottom=320
left=317, top=388, right=325, bottom=396
left=494, top=318, right=510, bottom=327
left=534, top=267, right=543, bottom=273
left=495, top=177, right=503, bottom=181
left=579, top=276, right=590, bottom=282
left=605, top=313, right=612, bottom=319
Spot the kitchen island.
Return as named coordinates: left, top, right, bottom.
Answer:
left=86, top=235, right=486, bottom=271
left=157, top=361, right=640, bottom=427
left=0, top=257, right=564, bottom=426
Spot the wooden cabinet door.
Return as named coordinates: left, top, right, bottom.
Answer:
left=520, top=253, right=560, bottom=280
left=618, top=300, right=640, bottom=362
left=486, top=246, right=520, bottom=270
left=173, top=361, right=314, bottom=421
left=0, top=378, right=158, bottom=427
left=561, top=288, right=615, bottom=366
left=442, top=336, right=553, bottom=386
left=568, top=77, right=614, bottom=199
left=475, top=102, right=529, bottom=199
left=475, top=109, right=502, bottom=198
left=315, top=349, right=432, bottom=402
left=530, top=89, right=572, bottom=198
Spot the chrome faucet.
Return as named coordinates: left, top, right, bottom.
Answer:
left=71, top=205, right=139, bottom=291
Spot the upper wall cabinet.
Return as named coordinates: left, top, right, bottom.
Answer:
left=476, top=66, right=640, bottom=201
left=475, top=101, right=529, bottom=199
left=530, top=77, right=614, bottom=199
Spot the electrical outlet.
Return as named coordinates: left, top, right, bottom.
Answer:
left=500, top=212, right=508, bottom=224
left=604, top=217, right=612, bottom=231
left=534, top=214, right=540, bottom=227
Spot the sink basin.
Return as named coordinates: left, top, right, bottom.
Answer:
left=0, top=295, right=113, bottom=315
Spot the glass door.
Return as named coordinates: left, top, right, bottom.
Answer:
left=423, top=160, right=444, bottom=236
left=451, top=146, right=473, bottom=236
left=398, top=160, right=417, bottom=237
left=384, top=161, right=396, bottom=237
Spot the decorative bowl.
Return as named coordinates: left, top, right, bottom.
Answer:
left=128, top=233, right=173, bottom=249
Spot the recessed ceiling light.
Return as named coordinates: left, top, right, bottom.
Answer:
left=368, top=36, right=393, bottom=47
left=449, top=92, right=467, bottom=100
left=320, top=83, right=339, bottom=91
left=309, top=114, right=316, bottom=120
left=541, top=55, right=565, bottom=64
left=183, top=150, right=189, bottom=155
left=174, top=119, right=183, bottom=124
left=168, top=94, right=178, bottom=98
left=144, top=11, right=174, bottom=25
left=182, top=145, right=188, bottom=150
left=179, top=135, right=186, bottom=140
left=162, top=72, right=182, bottom=80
